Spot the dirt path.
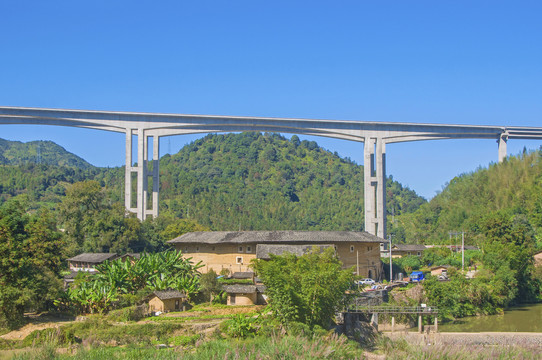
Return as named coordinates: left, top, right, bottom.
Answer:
left=0, top=321, right=71, bottom=341
left=0, top=313, right=74, bottom=341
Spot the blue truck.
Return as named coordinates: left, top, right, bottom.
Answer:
left=409, top=271, right=425, bottom=282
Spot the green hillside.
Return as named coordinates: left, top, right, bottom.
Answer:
left=394, top=148, right=542, bottom=245
left=158, top=132, right=425, bottom=231
left=0, top=132, right=425, bottom=233
left=0, top=138, right=94, bottom=169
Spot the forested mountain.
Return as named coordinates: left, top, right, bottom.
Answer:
left=0, top=132, right=425, bottom=234
left=159, top=132, right=425, bottom=231
left=394, top=148, right=542, bottom=246
left=0, top=138, right=93, bottom=169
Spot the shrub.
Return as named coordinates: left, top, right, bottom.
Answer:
left=220, top=314, right=258, bottom=338
left=107, top=305, right=147, bottom=322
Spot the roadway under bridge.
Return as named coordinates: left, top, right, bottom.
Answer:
left=1, top=106, right=541, bottom=239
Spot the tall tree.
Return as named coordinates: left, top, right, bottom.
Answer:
left=252, top=247, right=352, bottom=329
left=0, top=200, right=64, bottom=329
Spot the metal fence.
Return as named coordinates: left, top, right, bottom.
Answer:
left=344, top=305, right=438, bottom=315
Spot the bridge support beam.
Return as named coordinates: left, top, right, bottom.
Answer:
left=364, top=138, right=386, bottom=238
left=125, top=129, right=159, bottom=221
left=498, top=133, right=508, bottom=163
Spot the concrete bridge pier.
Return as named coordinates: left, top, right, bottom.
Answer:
left=371, top=312, right=379, bottom=331
left=125, top=128, right=160, bottom=220
left=498, top=133, right=508, bottom=162
left=364, top=137, right=386, bottom=239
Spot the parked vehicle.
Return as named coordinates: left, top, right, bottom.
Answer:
left=409, top=271, right=425, bottom=282
left=356, top=278, right=376, bottom=285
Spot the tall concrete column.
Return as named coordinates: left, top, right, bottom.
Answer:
left=125, top=129, right=133, bottom=212
left=136, top=128, right=146, bottom=220
left=125, top=130, right=159, bottom=220
left=144, top=135, right=160, bottom=218
left=498, top=133, right=508, bottom=163
left=364, top=139, right=375, bottom=235
left=151, top=135, right=160, bottom=218
left=364, top=137, right=386, bottom=239
left=376, top=139, right=386, bottom=239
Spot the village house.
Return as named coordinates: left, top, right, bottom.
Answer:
left=147, top=290, right=188, bottom=313
left=66, top=253, right=120, bottom=272
left=64, top=253, right=142, bottom=288
left=64, top=253, right=120, bottom=288
left=223, top=284, right=258, bottom=305
left=390, top=244, right=426, bottom=258
left=167, top=231, right=384, bottom=280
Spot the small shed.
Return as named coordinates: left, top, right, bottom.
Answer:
left=148, top=290, right=187, bottom=313
left=430, top=266, right=449, bottom=276
left=223, top=285, right=258, bottom=305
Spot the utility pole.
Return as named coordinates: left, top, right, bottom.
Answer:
left=449, top=231, right=465, bottom=272
left=461, top=231, right=465, bottom=271
left=388, top=235, right=393, bottom=282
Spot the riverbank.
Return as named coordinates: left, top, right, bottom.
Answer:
left=385, top=331, right=542, bottom=347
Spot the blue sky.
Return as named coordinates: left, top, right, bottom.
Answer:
left=0, top=1, right=541, bottom=199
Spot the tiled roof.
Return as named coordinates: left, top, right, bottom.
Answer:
left=152, top=290, right=187, bottom=300
left=223, top=285, right=257, bottom=294
left=66, top=253, right=119, bottom=263
left=168, top=231, right=383, bottom=245
left=121, top=253, right=141, bottom=259
left=231, top=272, right=254, bottom=279
left=256, top=244, right=334, bottom=260
left=392, top=244, right=426, bottom=251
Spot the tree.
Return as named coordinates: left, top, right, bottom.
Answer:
left=480, top=211, right=539, bottom=303
left=199, top=269, right=221, bottom=304
left=252, top=247, right=352, bottom=329
left=0, top=200, right=64, bottom=329
left=160, top=218, right=210, bottom=241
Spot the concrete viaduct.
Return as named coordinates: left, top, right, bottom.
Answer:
left=1, top=106, right=541, bottom=239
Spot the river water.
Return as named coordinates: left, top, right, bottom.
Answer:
left=437, top=303, right=542, bottom=332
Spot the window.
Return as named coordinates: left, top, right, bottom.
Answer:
left=236, top=256, right=243, bottom=264
left=350, top=245, right=355, bottom=253
left=238, top=246, right=243, bottom=253
left=246, top=246, right=252, bottom=253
